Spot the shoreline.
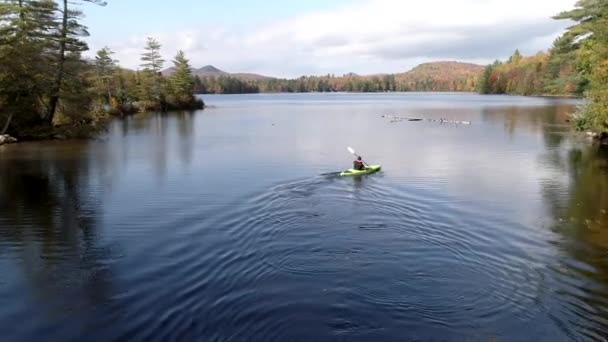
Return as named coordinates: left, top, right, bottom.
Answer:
left=0, top=93, right=589, bottom=147
left=198, top=90, right=582, bottom=98
left=1, top=99, right=205, bottom=146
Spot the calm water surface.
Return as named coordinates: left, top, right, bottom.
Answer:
left=1, top=93, right=607, bottom=341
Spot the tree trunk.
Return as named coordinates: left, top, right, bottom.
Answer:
left=2, top=94, right=20, bottom=135
left=46, top=0, right=68, bottom=125
left=18, top=0, right=24, bottom=19
left=1, top=112, right=14, bottom=135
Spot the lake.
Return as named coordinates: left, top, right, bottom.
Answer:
left=1, top=92, right=607, bottom=341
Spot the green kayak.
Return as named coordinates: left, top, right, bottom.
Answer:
left=340, top=165, right=381, bottom=177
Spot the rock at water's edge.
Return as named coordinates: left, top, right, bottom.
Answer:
left=0, top=134, right=17, bottom=146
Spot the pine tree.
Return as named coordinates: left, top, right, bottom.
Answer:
left=555, top=0, right=608, bottom=132
left=0, top=0, right=58, bottom=133
left=508, top=49, right=522, bottom=64
left=140, top=37, right=164, bottom=103
left=140, top=37, right=164, bottom=73
left=168, top=50, right=194, bottom=105
left=91, top=46, right=118, bottom=109
left=477, top=65, right=494, bottom=94
left=45, top=0, right=107, bottom=125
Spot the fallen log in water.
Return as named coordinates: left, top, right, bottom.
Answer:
left=382, top=115, right=471, bottom=125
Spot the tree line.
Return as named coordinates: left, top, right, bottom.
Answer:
left=477, top=48, right=584, bottom=97
left=192, top=74, right=402, bottom=94
left=0, top=0, right=202, bottom=139
left=477, top=0, right=608, bottom=134
left=193, top=72, right=478, bottom=94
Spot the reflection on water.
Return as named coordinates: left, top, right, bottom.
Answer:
left=482, top=102, right=573, bottom=143
left=0, top=143, right=118, bottom=340
left=536, top=122, right=608, bottom=340
left=0, top=93, right=607, bottom=341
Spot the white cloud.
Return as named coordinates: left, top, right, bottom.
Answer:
left=86, top=0, right=577, bottom=77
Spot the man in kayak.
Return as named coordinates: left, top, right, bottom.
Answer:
left=353, top=156, right=366, bottom=170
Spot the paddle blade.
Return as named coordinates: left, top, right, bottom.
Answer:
left=347, top=147, right=356, bottom=155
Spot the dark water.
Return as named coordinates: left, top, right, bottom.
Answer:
left=1, top=93, right=607, bottom=341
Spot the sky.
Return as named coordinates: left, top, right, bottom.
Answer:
left=81, top=0, right=578, bottom=78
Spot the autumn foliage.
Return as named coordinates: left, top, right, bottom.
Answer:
left=192, top=61, right=483, bottom=94
left=477, top=49, right=584, bottom=96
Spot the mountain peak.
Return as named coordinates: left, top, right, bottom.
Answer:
left=162, top=64, right=272, bottom=80
left=198, top=65, right=224, bottom=73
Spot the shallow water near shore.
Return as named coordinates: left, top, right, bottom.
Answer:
left=1, top=92, right=607, bottom=341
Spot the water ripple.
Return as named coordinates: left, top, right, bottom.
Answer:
left=148, top=175, right=552, bottom=339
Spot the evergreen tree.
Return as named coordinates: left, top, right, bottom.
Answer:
left=91, top=46, right=118, bottom=109
left=508, top=49, right=523, bottom=64
left=477, top=65, right=494, bottom=94
left=0, top=0, right=57, bottom=133
left=168, top=50, right=194, bottom=104
left=555, top=0, right=608, bottom=132
left=141, top=37, right=164, bottom=73
left=46, top=0, right=107, bottom=124
left=140, top=37, right=165, bottom=103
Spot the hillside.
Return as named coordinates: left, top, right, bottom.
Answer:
left=194, top=65, right=229, bottom=77
left=396, top=61, right=484, bottom=92
left=401, top=61, right=484, bottom=76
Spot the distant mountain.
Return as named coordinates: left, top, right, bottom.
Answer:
left=230, top=73, right=274, bottom=81
left=195, top=65, right=229, bottom=77
left=160, top=67, right=177, bottom=76
left=395, top=61, right=484, bottom=91
left=400, top=61, right=484, bottom=77
left=162, top=65, right=273, bottom=81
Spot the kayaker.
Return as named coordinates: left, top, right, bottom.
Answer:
left=353, top=156, right=366, bottom=170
